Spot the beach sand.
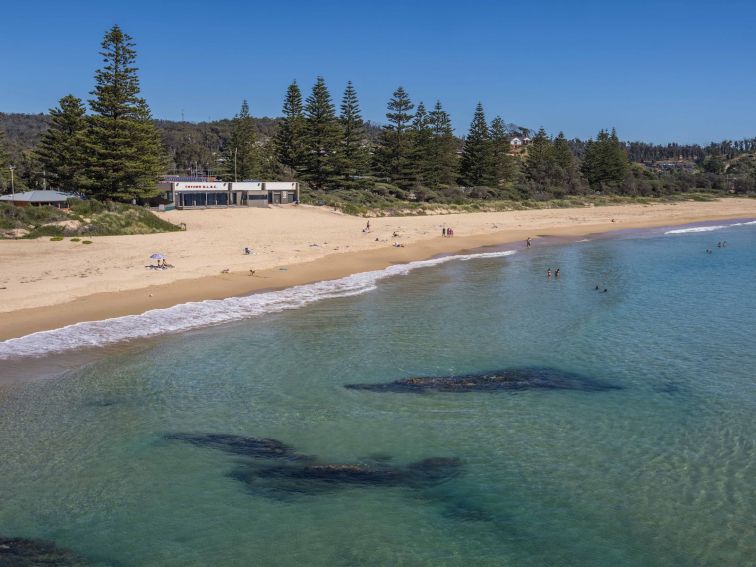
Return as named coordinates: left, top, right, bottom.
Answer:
left=1, top=199, right=755, bottom=340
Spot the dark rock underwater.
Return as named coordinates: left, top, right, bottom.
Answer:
left=0, top=536, right=89, bottom=566
left=344, top=366, right=622, bottom=393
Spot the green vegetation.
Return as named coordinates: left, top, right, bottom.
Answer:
left=1, top=24, right=755, bottom=212
left=1, top=25, right=166, bottom=202
left=35, top=95, right=88, bottom=192
left=83, top=25, right=166, bottom=200
left=50, top=236, right=64, bottom=241
left=224, top=100, right=260, bottom=180
left=0, top=200, right=181, bottom=239
left=304, top=190, right=730, bottom=217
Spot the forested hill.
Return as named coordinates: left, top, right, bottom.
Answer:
left=5, top=111, right=755, bottom=169
left=0, top=111, right=384, bottom=172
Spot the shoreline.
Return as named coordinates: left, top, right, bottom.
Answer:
left=2, top=201, right=755, bottom=341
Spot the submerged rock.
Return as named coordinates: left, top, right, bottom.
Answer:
left=166, top=433, right=309, bottom=460
left=344, top=367, right=621, bottom=393
left=229, top=456, right=463, bottom=495
left=0, top=537, right=88, bottom=566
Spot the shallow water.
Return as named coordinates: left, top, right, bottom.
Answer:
left=1, top=223, right=755, bottom=566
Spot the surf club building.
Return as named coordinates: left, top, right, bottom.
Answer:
left=158, top=180, right=300, bottom=209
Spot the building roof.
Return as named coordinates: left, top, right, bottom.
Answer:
left=0, top=190, right=76, bottom=203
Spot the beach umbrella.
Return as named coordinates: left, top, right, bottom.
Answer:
left=150, top=253, right=166, bottom=260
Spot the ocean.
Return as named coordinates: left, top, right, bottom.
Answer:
left=0, top=221, right=754, bottom=566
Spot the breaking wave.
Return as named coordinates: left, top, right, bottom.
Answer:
left=0, top=250, right=516, bottom=360
left=664, top=220, right=756, bottom=235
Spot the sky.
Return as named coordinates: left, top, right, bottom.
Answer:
left=2, top=0, right=755, bottom=144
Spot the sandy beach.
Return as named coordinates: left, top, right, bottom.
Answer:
left=1, top=198, right=755, bottom=340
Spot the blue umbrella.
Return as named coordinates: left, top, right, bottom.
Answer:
left=150, top=253, right=166, bottom=260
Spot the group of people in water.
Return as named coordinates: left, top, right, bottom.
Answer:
left=706, top=241, right=728, bottom=254
left=546, top=268, right=561, bottom=278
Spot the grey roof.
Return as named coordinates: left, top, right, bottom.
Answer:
left=0, top=190, right=76, bottom=203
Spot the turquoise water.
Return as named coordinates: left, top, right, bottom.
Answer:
left=1, top=223, right=755, bottom=566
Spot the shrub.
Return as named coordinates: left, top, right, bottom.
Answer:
left=82, top=240, right=93, bottom=244
left=50, top=236, right=64, bottom=241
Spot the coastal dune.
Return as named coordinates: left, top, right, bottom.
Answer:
left=1, top=199, right=755, bottom=340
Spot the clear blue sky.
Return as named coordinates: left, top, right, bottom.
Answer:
left=2, top=0, right=755, bottom=144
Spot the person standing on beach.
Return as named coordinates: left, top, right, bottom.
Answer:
left=442, top=227, right=446, bottom=237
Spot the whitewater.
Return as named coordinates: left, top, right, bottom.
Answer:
left=664, top=219, right=756, bottom=234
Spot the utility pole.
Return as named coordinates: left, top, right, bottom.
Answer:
left=234, top=148, right=238, bottom=182
left=8, top=166, right=15, bottom=197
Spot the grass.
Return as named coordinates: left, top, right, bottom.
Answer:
left=303, top=189, right=734, bottom=217
left=0, top=200, right=182, bottom=239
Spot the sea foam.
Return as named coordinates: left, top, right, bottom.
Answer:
left=664, top=220, right=756, bottom=235
left=0, top=250, right=516, bottom=360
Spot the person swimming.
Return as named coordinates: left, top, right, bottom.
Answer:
left=555, top=268, right=560, bottom=278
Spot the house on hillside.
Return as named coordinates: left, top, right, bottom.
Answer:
left=510, top=137, right=532, bottom=148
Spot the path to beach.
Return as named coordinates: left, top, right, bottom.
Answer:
left=1, top=199, right=755, bottom=340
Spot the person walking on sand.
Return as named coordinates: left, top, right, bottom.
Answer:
left=366, top=220, right=371, bottom=231
left=442, top=227, right=446, bottom=237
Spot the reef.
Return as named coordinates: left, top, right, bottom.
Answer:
left=0, top=537, right=88, bottom=566
left=344, top=367, right=621, bottom=393
left=167, top=433, right=462, bottom=497
left=166, top=433, right=309, bottom=460
left=229, top=456, right=463, bottom=495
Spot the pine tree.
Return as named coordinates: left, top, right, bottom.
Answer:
left=274, top=81, right=306, bottom=174
left=0, top=128, right=9, bottom=192
left=225, top=100, right=259, bottom=181
left=427, top=101, right=458, bottom=189
left=524, top=128, right=559, bottom=189
left=336, top=81, right=369, bottom=186
left=490, top=116, right=515, bottom=188
left=552, top=131, right=583, bottom=194
left=375, top=86, right=415, bottom=190
left=581, top=128, right=629, bottom=189
left=410, top=101, right=433, bottom=190
left=36, top=95, right=88, bottom=192
left=459, top=102, right=493, bottom=187
left=302, top=76, right=341, bottom=190
left=83, top=25, right=166, bottom=201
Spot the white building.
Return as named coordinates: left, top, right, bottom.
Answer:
left=510, top=137, right=523, bottom=147
left=159, top=181, right=300, bottom=209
